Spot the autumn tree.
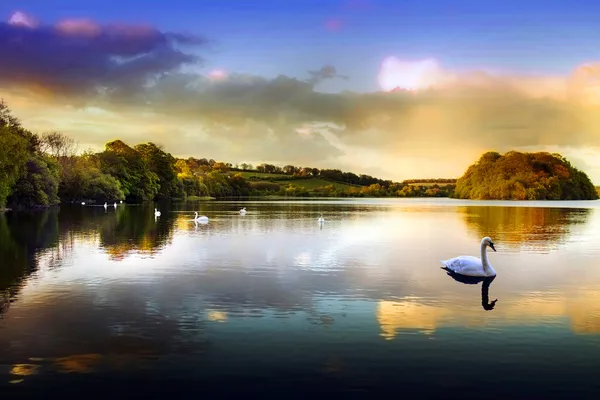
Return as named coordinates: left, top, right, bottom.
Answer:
left=453, top=151, right=598, bottom=200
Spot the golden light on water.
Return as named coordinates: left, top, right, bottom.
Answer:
left=207, top=310, right=228, bottom=322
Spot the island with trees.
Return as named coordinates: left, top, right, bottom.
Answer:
left=452, top=151, right=598, bottom=200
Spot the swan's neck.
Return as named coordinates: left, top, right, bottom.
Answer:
left=480, top=243, right=492, bottom=273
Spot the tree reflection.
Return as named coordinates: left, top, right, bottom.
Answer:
left=459, top=206, right=592, bottom=250
left=0, top=209, right=59, bottom=316
left=0, top=204, right=176, bottom=318
left=95, top=203, right=175, bottom=260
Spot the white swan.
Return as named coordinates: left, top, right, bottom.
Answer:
left=154, top=208, right=161, bottom=217
left=103, top=202, right=107, bottom=208
left=120, top=200, right=123, bottom=204
left=113, top=202, right=117, bottom=208
left=239, top=207, right=247, bottom=214
left=440, top=236, right=497, bottom=277
left=194, top=211, right=209, bottom=223
left=81, top=202, right=85, bottom=205
left=317, top=214, right=325, bottom=223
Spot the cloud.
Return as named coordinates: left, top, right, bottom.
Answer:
left=307, top=65, right=349, bottom=85
left=324, top=18, right=342, bottom=31
left=122, top=63, right=599, bottom=152
left=0, top=11, right=205, bottom=100
left=3, top=11, right=600, bottom=181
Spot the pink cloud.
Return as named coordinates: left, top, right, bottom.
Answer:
left=208, top=69, right=228, bottom=80
left=55, top=18, right=102, bottom=37
left=8, top=11, right=39, bottom=28
left=324, top=18, right=343, bottom=31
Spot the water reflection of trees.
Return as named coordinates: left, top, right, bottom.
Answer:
left=0, top=204, right=176, bottom=316
left=93, top=204, right=175, bottom=260
left=0, top=210, right=60, bottom=314
left=459, top=206, right=592, bottom=250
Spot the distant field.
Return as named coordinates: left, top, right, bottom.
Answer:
left=234, top=171, right=358, bottom=191
left=407, top=182, right=455, bottom=187
left=236, top=171, right=290, bottom=179
left=277, top=178, right=356, bottom=190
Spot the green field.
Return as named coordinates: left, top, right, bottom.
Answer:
left=277, top=178, right=357, bottom=190
left=235, top=171, right=456, bottom=192
left=234, top=171, right=358, bottom=191
left=236, top=171, right=290, bottom=179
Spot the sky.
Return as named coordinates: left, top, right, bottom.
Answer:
left=1, top=0, right=600, bottom=182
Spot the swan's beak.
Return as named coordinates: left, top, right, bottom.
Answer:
left=490, top=243, right=496, bottom=252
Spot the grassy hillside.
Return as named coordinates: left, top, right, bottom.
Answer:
left=277, top=178, right=357, bottom=190
left=233, top=171, right=358, bottom=191
left=237, top=171, right=289, bottom=179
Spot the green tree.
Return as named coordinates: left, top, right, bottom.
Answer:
left=7, top=155, right=60, bottom=209
left=0, top=101, right=35, bottom=208
left=134, top=142, right=181, bottom=199
left=453, top=151, right=598, bottom=200
left=98, top=140, right=160, bottom=202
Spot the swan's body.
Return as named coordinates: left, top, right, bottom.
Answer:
left=103, top=202, right=107, bottom=208
left=440, top=236, right=497, bottom=277
left=113, top=202, right=117, bottom=208
left=239, top=207, right=246, bottom=214
left=154, top=208, right=161, bottom=216
left=81, top=202, right=85, bottom=205
left=120, top=200, right=123, bottom=204
left=317, top=214, right=325, bottom=223
left=194, top=211, right=209, bottom=223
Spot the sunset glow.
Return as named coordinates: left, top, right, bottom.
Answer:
left=378, top=57, right=445, bottom=92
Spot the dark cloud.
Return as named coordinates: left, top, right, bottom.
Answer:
left=0, top=12, right=205, bottom=97
left=307, top=65, right=349, bottom=85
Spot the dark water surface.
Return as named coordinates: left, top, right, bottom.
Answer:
left=1, top=198, right=600, bottom=398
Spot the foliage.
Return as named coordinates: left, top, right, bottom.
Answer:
left=0, top=124, right=29, bottom=208
left=97, top=140, right=160, bottom=202
left=57, top=151, right=125, bottom=203
left=7, top=155, right=60, bottom=209
left=453, top=151, right=599, bottom=200
left=0, top=100, right=50, bottom=209
left=134, top=142, right=182, bottom=199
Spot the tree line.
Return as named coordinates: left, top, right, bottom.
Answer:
left=1, top=99, right=457, bottom=210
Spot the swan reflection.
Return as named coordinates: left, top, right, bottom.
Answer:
left=442, top=267, right=498, bottom=311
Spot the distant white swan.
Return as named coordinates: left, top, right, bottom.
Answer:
left=440, top=236, right=497, bottom=277
left=154, top=208, right=161, bottom=217
left=317, top=214, right=325, bottom=223
left=120, top=200, right=123, bottom=204
left=81, top=202, right=85, bottom=205
left=103, top=202, right=107, bottom=208
left=239, top=207, right=247, bottom=214
left=113, top=202, right=117, bottom=208
left=194, top=211, right=209, bottom=223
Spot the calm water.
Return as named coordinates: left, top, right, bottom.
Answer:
left=1, top=198, right=600, bottom=398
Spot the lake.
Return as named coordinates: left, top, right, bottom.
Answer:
left=1, top=198, right=600, bottom=398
